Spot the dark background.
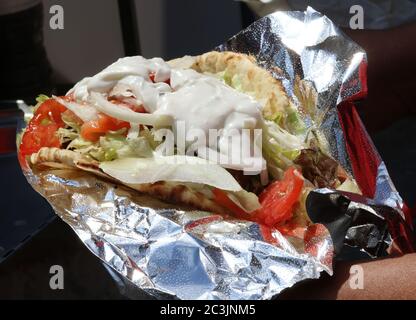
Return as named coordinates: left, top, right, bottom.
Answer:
left=0, top=0, right=415, bottom=299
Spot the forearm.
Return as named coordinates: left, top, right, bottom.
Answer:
left=280, top=253, right=416, bottom=299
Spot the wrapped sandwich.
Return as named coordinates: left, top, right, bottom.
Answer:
left=18, top=9, right=412, bottom=300
left=19, top=51, right=360, bottom=237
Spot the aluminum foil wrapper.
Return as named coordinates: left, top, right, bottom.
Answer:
left=24, top=168, right=332, bottom=299
left=217, top=6, right=365, bottom=177
left=19, top=7, right=414, bottom=299
left=216, top=6, right=414, bottom=258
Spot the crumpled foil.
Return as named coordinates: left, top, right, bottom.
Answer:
left=26, top=168, right=332, bottom=299
left=306, top=189, right=414, bottom=259
left=20, top=7, right=411, bottom=299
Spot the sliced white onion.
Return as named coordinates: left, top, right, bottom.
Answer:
left=54, top=96, right=98, bottom=122
left=99, top=156, right=243, bottom=192
left=196, top=146, right=265, bottom=174
left=89, top=92, right=173, bottom=127
left=127, top=123, right=140, bottom=139
left=227, top=190, right=261, bottom=212
left=109, top=83, right=135, bottom=99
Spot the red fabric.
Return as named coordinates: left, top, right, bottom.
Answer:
left=385, top=211, right=416, bottom=254
left=338, top=102, right=415, bottom=253
left=337, top=59, right=379, bottom=198
left=402, top=203, right=414, bottom=232
left=337, top=102, right=380, bottom=198
left=0, top=126, right=17, bottom=155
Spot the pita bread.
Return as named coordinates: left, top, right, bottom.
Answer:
left=30, top=147, right=229, bottom=214
left=190, top=51, right=292, bottom=121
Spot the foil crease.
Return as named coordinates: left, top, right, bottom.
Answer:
left=19, top=8, right=407, bottom=299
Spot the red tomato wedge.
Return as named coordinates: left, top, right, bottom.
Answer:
left=19, top=98, right=67, bottom=158
left=81, top=98, right=150, bottom=142
left=109, top=99, right=147, bottom=113
left=80, top=113, right=130, bottom=142
left=212, top=188, right=249, bottom=219
left=213, top=167, right=303, bottom=228
left=253, top=167, right=304, bottom=227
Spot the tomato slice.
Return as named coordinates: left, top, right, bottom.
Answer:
left=212, top=188, right=249, bottom=219
left=127, top=104, right=147, bottom=113
left=213, top=167, right=304, bottom=227
left=81, top=97, right=151, bottom=142
left=109, top=99, right=147, bottom=113
left=81, top=113, right=130, bottom=142
left=19, top=98, right=67, bottom=158
left=253, top=167, right=304, bottom=227
left=35, top=98, right=67, bottom=127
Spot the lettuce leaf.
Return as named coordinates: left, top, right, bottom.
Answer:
left=285, top=109, right=306, bottom=134
left=66, top=133, right=153, bottom=162
left=98, top=133, right=153, bottom=160
left=35, top=94, right=50, bottom=104
left=57, top=127, right=79, bottom=144
left=261, top=119, right=304, bottom=171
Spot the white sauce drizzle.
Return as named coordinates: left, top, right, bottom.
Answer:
left=67, top=56, right=265, bottom=173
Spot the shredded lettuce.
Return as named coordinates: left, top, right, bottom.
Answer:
left=261, top=119, right=304, bottom=171
left=270, top=111, right=283, bottom=126
left=267, top=107, right=305, bottom=135
left=214, top=70, right=307, bottom=172
left=57, top=127, right=79, bottom=144
left=285, top=109, right=306, bottom=134
left=59, top=115, right=154, bottom=162
left=216, top=71, right=231, bottom=86
left=216, top=70, right=305, bottom=138
left=98, top=133, right=153, bottom=161
left=216, top=71, right=255, bottom=96
left=58, top=111, right=83, bottom=144
left=230, top=74, right=243, bottom=92
left=139, top=126, right=161, bottom=150
left=65, top=132, right=153, bottom=162
left=61, top=111, right=81, bottom=132
left=36, top=94, right=49, bottom=104
left=33, top=94, right=50, bottom=113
